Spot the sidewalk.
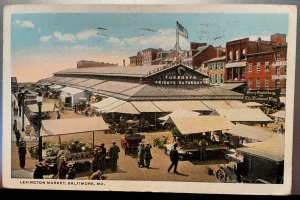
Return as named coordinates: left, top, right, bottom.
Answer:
left=11, top=94, right=38, bottom=142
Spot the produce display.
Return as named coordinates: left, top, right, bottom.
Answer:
left=28, top=140, right=93, bottom=160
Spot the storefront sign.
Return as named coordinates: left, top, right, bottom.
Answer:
left=154, top=75, right=201, bottom=85
left=243, top=89, right=280, bottom=104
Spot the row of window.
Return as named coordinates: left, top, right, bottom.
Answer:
left=227, top=49, right=246, bottom=61
left=248, top=63, right=287, bottom=75
left=209, top=74, right=224, bottom=84
left=208, top=62, right=224, bottom=71
left=248, top=78, right=286, bottom=89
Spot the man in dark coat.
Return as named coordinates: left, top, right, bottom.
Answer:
left=18, top=139, right=27, bottom=168
left=100, top=143, right=106, bottom=170
left=33, top=162, right=44, bottom=179
left=15, top=129, right=21, bottom=146
left=109, top=142, right=120, bottom=172
left=168, top=143, right=179, bottom=173
left=144, top=142, right=152, bottom=169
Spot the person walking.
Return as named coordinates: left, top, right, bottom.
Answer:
left=57, top=111, right=61, bottom=119
left=100, top=143, right=106, bottom=170
left=15, top=129, right=21, bottom=146
left=109, top=142, right=120, bottom=172
left=168, top=143, right=179, bottom=174
left=144, top=142, right=153, bottom=169
left=199, top=138, right=208, bottom=161
left=18, top=138, right=27, bottom=168
left=137, top=142, right=145, bottom=167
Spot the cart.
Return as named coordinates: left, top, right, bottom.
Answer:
left=121, top=133, right=145, bottom=155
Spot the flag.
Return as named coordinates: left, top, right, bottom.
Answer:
left=177, top=21, right=188, bottom=38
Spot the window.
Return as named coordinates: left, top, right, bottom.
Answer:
left=241, top=49, right=246, bottom=60
left=216, top=75, right=220, bottom=84
left=265, top=62, right=269, bottom=71
left=249, top=63, right=253, bottom=72
left=229, top=51, right=233, bottom=61
left=248, top=79, right=252, bottom=89
left=240, top=68, right=245, bottom=80
left=276, top=66, right=280, bottom=75
left=264, top=78, right=269, bottom=89
left=234, top=68, right=239, bottom=80
left=256, top=78, right=260, bottom=89
left=275, top=79, right=280, bottom=89
left=235, top=50, right=239, bottom=61
left=221, top=75, right=224, bottom=83
left=276, top=52, right=280, bottom=61
left=227, top=68, right=232, bottom=80
left=284, top=66, right=287, bottom=75
left=215, top=75, right=218, bottom=84
left=220, top=62, right=224, bottom=70
left=257, top=62, right=261, bottom=72
left=284, top=79, right=286, bottom=88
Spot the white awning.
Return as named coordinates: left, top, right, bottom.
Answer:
left=244, top=102, right=264, bottom=107
left=152, top=101, right=211, bottom=112
left=104, top=102, right=140, bottom=114
left=226, top=123, right=274, bottom=141
left=159, top=109, right=200, bottom=121
left=225, top=61, right=246, bottom=68
left=40, top=117, right=109, bottom=136
left=27, top=103, right=60, bottom=113
left=238, top=134, right=284, bottom=161
left=131, top=101, right=163, bottom=113
left=49, top=85, right=63, bottom=90
left=270, top=110, right=285, bottom=119
left=171, top=116, right=234, bottom=135
left=202, top=100, right=233, bottom=110
left=91, top=97, right=119, bottom=110
left=214, top=108, right=273, bottom=122
left=60, top=87, right=84, bottom=95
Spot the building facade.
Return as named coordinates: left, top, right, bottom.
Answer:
left=77, top=60, right=118, bottom=68
left=246, top=45, right=287, bottom=93
left=203, top=56, right=226, bottom=85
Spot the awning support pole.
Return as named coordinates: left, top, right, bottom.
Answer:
left=93, top=131, right=95, bottom=149
left=155, top=112, right=157, bottom=130
left=58, top=135, right=62, bottom=148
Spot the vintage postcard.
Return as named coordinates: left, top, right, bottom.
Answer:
left=2, top=4, right=297, bottom=194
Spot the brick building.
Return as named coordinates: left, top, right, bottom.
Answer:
left=246, top=45, right=287, bottom=93
left=182, top=44, right=218, bottom=70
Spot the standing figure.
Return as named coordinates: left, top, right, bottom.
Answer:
left=144, top=142, right=153, bottom=169
left=33, top=162, right=45, bottom=179
left=199, top=138, right=208, bottom=161
left=109, top=142, right=120, bottom=172
left=13, top=119, right=17, bottom=134
left=100, top=143, right=107, bottom=170
left=137, top=143, right=145, bottom=168
left=168, top=143, right=179, bottom=174
left=15, top=129, right=21, bottom=146
left=57, top=111, right=61, bottom=119
left=92, top=147, right=101, bottom=172
left=18, top=139, right=27, bottom=168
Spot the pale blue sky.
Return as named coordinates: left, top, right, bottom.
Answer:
left=11, top=13, right=288, bottom=82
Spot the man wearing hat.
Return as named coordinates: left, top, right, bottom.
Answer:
left=109, top=142, right=120, bottom=172
left=144, top=142, right=153, bottom=169
left=92, top=147, right=101, bottom=172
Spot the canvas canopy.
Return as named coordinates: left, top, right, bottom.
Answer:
left=49, top=85, right=63, bottom=90
left=159, top=109, right=200, bottom=122
left=27, top=103, right=59, bottom=113
left=91, top=97, right=119, bottom=110
left=244, top=102, right=264, bottom=107
left=152, top=101, right=210, bottom=112
left=226, top=123, right=274, bottom=142
left=104, top=101, right=140, bottom=114
left=171, top=116, right=234, bottom=135
left=214, top=108, right=273, bottom=122
left=40, top=117, right=109, bottom=136
left=238, top=134, right=284, bottom=161
left=270, top=110, right=286, bottom=119
left=60, top=87, right=84, bottom=95
left=131, top=101, right=163, bottom=113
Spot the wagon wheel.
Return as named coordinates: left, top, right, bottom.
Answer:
left=216, top=169, right=227, bottom=183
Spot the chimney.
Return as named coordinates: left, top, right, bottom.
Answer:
left=123, top=59, right=125, bottom=66
left=258, top=37, right=262, bottom=52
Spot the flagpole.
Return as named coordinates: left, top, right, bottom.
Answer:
left=175, top=21, right=180, bottom=51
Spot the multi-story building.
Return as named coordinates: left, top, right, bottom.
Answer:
left=182, top=44, right=218, bottom=70
left=203, top=56, right=226, bottom=85
left=246, top=45, right=287, bottom=93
